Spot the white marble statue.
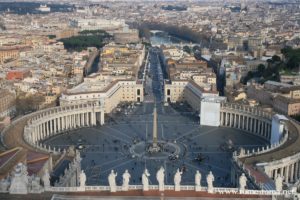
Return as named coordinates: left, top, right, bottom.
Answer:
left=275, top=175, right=283, bottom=192
left=195, top=170, right=202, bottom=191
left=142, top=169, right=150, bottom=191
left=9, top=163, right=29, bottom=194
left=42, top=171, right=50, bottom=188
left=206, top=171, right=214, bottom=194
left=0, top=177, right=10, bottom=193
left=108, top=170, right=118, bottom=192
left=174, top=169, right=182, bottom=191
left=79, top=170, right=86, bottom=188
left=75, top=150, right=82, bottom=163
left=156, top=166, right=165, bottom=191
left=29, top=175, right=42, bottom=193
left=122, top=170, right=131, bottom=191
left=239, top=173, right=247, bottom=192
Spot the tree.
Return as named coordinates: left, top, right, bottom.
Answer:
left=272, top=55, right=281, bottom=62
left=192, top=45, right=201, bottom=53
left=183, top=46, right=192, bottom=54
left=257, top=64, right=265, bottom=75
left=16, top=94, right=45, bottom=115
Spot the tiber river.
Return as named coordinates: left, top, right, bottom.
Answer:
left=149, top=30, right=192, bottom=46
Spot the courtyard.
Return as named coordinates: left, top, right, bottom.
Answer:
left=44, top=102, right=268, bottom=188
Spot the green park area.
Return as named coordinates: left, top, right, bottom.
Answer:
left=241, top=47, right=300, bottom=84
left=59, top=29, right=112, bottom=51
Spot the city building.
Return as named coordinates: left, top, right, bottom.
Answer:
left=0, top=89, right=16, bottom=117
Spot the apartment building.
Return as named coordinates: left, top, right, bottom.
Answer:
left=0, top=90, right=16, bottom=117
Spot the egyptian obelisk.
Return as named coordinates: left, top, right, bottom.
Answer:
left=152, top=104, right=158, bottom=148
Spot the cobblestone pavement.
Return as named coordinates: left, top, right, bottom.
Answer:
left=44, top=102, right=268, bottom=188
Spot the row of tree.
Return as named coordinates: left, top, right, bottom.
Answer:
left=59, top=29, right=111, bottom=52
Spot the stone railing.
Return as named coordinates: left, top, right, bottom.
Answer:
left=44, top=184, right=295, bottom=196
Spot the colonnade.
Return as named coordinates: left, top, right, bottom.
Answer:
left=220, top=111, right=272, bottom=140
left=221, top=104, right=300, bottom=186
left=265, top=153, right=300, bottom=184
left=220, top=104, right=272, bottom=141
left=23, top=103, right=104, bottom=151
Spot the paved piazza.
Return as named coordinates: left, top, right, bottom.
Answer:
left=44, top=102, right=268, bottom=188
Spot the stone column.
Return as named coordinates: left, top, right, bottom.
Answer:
left=258, top=120, right=261, bottom=135
left=91, top=112, right=95, bottom=126
left=295, top=161, right=299, bottom=180
left=100, top=111, right=105, bottom=125
left=72, top=114, right=75, bottom=128
left=65, top=116, right=68, bottom=130
left=245, top=116, right=248, bottom=131
left=50, top=119, right=53, bottom=135
left=298, top=161, right=300, bottom=180
left=73, top=114, right=76, bottom=128
left=40, top=124, right=43, bottom=138
left=34, top=127, right=38, bottom=141
left=220, top=112, right=223, bottom=126
left=37, top=125, right=40, bottom=140
left=46, top=121, right=50, bottom=136
left=241, top=116, right=244, bottom=130
left=68, top=115, right=70, bottom=129
left=87, top=112, right=90, bottom=126
left=267, top=124, right=270, bottom=139
left=58, top=117, right=61, bottom=132
left=68, top=115, right=71, bottom=129
left=291, top=163, right=295, bottom=183
left=274, top=169, right=277, bottom=180
left=54, top=118, right=57, bottom=133
left=285, top=165, right=289, bottom=183
left=225, top=112, right=228, bottom=126
left=254, top=119, right=257, bottom=134
left=76, top=114, right=79, bottom=127
left=280, top=167, right=284, bottom=178
left=42, top=123, right=45, bottom=138
left=62, top=116, right=65, bottom=130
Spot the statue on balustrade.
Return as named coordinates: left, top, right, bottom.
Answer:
left=142, top=168, right=150, bottom=191
left=239, top=173, right=247, bottom=192
left=9, top=163, right=29, bottom=194
left=29, top=175, right=43, bottom=193
left=275, top=175, right=283, bottom=192
left=195, top=170, right=202, bottom=191
left=156, top=166, right=165, bottom=191
left=108, top=170, right=117, bottom=192
left=75, top=150, right=82, bottom=163
left=79, top=170, right=86, bottom=188
left=0, top=177, right=10, bottom=193
left=67, top=146, right=76, bottom=157
left=122, top=169, right=131, bottom=191
left=206, top=171, right=214, bottom=194
left=174, top=169, right=182, bottom=191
